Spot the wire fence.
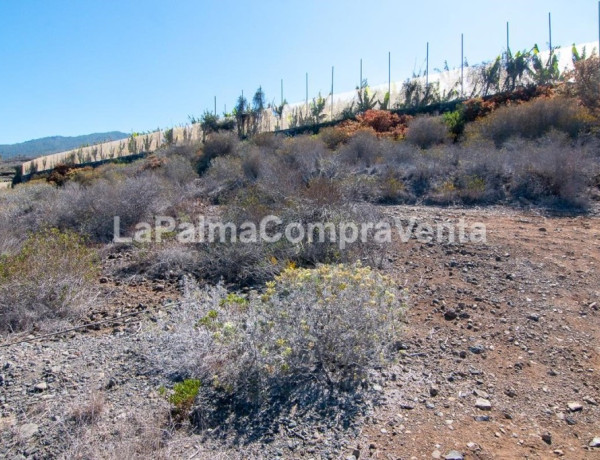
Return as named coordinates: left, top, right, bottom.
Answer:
left=18, top=40, right=597, bottom=179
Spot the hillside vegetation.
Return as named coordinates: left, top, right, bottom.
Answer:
left=18, top=42, right=596, bottom=177
left=2, top=53, right=599, bottom=336
left=0, top=49, right=599, bottom=459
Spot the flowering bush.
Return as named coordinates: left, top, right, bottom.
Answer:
left=145, top=263, right=408, bottom=428
left=256, top=263, right=407, bottom=381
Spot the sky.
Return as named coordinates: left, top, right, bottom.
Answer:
left=0, top=0, right=598, bottom=144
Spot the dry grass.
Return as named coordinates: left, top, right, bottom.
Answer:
left=68, top=392, right=105, bottom=426
left=0, top=228, right=100, bottom=333
left=61, top=404, right=173, bottom=460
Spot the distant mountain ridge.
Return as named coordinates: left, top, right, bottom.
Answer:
left=0, top=132, right=129, bottom=159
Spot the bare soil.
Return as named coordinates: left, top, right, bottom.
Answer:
left=356, top=205, right=600, bottom=459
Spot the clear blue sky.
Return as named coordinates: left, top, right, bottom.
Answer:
left=1, top=0, right=598, bottom=144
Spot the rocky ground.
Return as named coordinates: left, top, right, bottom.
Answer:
left=1, top=205, right=599, bottom=459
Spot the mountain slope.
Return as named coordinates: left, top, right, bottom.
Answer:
left=0, top=132, right=129, bottom=159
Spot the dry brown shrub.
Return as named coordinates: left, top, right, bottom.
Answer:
left=318, top=126, right=350, bottom=149
left=470, top=96, right=592, bottom=146
left=61, top=405, right=173, bottom=460
left=561, top=54, right=600, bottom=115
left=405, top=115, right=450, bottom=149
left=0, top=228, right=100, bottom=333
left=335, top=111, right=411, bottom=139
left=339, top=130, right=382, bottom=167
left=197, top=132, right=238, bottom=175
left=301, top=176, right=343, bottom=205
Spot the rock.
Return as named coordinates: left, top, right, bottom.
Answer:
left=34, top=382, right=48, bottom=392
left=541, top=432, right=552, bottom=445
left=589, top=437, right=600, bottom=448
left=469, top=344, right=485, bottom=354
left=429, top=385, right=439, bottom=397
left=153, top=284, right=165, bottom=292
left=431, top=449, right=441, bottom=459
left=475, top=398, right=492, bottom=411
left=538, top=227, right=547, bottom=232
left=444, top=310, right=458, bottom=321
left=565, top=416, right=577, bottom=425
left=18, top=423, right=38, bottom=439
left=567, top=402, right=583, bottom=412
left=372, top=384, right=383, bottom=392
left=99, top=276, right=108, bottom=284
left=474, top=415, right=490, bottom=422
left=473, top=389, right=489, bottom=399
left=504, top=388, right=517, bottom=398
left=527, top=313, right=540, bottom=322
left=444, top=450, right=463, bottom=460
left=400, top=403, right=415, bottom=410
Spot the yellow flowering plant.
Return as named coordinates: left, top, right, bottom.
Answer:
left=147, top=262, right=408, bottom=425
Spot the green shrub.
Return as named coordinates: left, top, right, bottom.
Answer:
left=163, top=128, right=174, bottom=145
left=168, top=379, right=201, bottom=420
left=200, top=111, right=219, bottom=140
left=443, top=110, right=466, bottom=140
left=457, top=174, right=486, bottom=202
